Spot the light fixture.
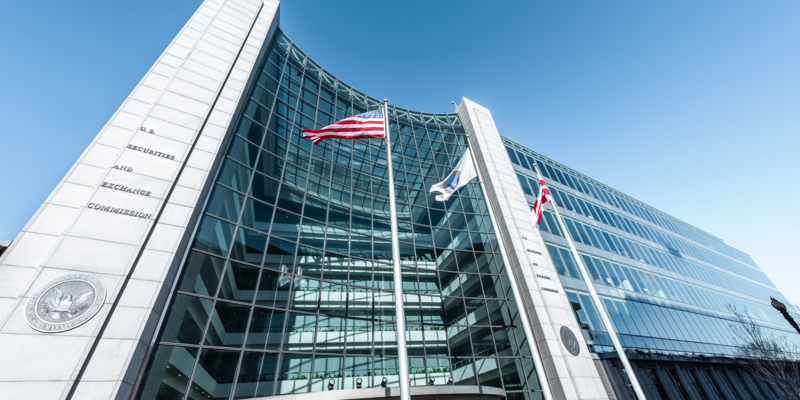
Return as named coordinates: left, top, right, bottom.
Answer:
left=328, top=378, right=336, bottom=390
left=356, top=377, right=363, bottom=388
left=447, top=377, right=454, bottom=385
left=381, top=377, right=388, bottom=387
left=428, top=377, right=435, bottom=386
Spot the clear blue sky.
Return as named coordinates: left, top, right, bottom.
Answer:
left=1, top=1, right=798, bottom=305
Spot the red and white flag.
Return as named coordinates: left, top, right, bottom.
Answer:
left=532, top=179, right=552, bottom=227
left=302, top=109, right=385, bottom=144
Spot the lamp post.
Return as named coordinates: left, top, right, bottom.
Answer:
left=771, top=297, right=800, bottom=335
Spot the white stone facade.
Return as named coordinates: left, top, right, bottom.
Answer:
left=0, top=1, right=280, bottom=399
left=457, top=98, right=609, bottom=400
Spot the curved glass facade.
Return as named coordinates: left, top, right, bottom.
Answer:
left=136, top=30, right=540, bottom=400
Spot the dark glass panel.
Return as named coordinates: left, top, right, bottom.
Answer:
left=471, top=326, right=496, bottom=357
left=263, top=130, right=288, bottom=158
left=138, top=345, right=198, bottom=400
left=277, top=186, right=305, bottom=214
left=204, top=301, right=250, bottom=347
left=160, top=294, right=212, bottom=344
left=240, top=198, right=274, bottom=233
left=250, top=173, right=281, bottom=205
left=258, top=73, right=279, bottom=94
left=217, top=261, right=259, bottom=303
left=236, top=115, right=265, bottom=146
left=252, top=83, right=275, bottom=110
left=439, top=271, right=462, bottom=297
left=188, top=349, right=241, bottom=400
left=218, top=158, right=253, bottom=193
left=205, top=184, right=244, bottom=223
left=434, top=228, right=452, bottom=248
left=456, top=251, right=477, bottom=273
left=465, top=298, right=488, bottom=325
left=437, top=249, right=458, bottom=272
left=302, top=195, right=328, bottom=223
left=178, top=251, right=225, bottom=297
left=193, top=216, right=235, bottom=256
left=460, top=274, right=483, bottom=298
left=271, top=209, right=301, bottom=242
left=256, top=149, right=285, bottom=180
left=500, top=358, right=525, bottom=390
left=475, top=357, right=503, bottom=388
left=246, top=308, right=285, bottom=351
left=228, top=135, right=260, bottom=168
left=230, top=227, right=268, bottom=265
left=373, top=237, right=392, bottom=261
left=264, top=237, right=297, bottom=271
left=444, top=298, right=467, bottom=326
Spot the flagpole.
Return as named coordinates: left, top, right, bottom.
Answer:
left=532, top=163, right=647, bottom=400
left=384, top=99, right=411, bottom=400
left=462, top=143, right=554, bottom=400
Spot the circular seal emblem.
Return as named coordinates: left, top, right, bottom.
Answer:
left=24, top=274, right=106, bottom=333
left=560, top=326, right=581, bottom=356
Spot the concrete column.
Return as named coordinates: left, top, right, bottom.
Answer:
left=456, top=97, right=608, bottom=400
left=0, top=1, right=281, bottom=399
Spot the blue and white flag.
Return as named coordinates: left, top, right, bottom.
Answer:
left=430, top=150, right=478, bottom=201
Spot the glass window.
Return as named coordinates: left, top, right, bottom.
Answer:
left=192, top=216, right=236, bottom=257
left=217, top=261, right=259, bottom=302
left=311, top=356, right=343, bottom=391
left=205, top=184, right=244, bottom=223
left=230, top=227, right=268, bottom=265
left=277, top=354, right=313, bottom=394
left=188, top=348, right=240, bottom=400
left=138, top=345, right=198, bottom=400
left=178, top=251, right=225, bottom=297
left=236, top=352, right=278, bottom=398
left=159, top=294, right=212, bottom=345
left=204, top=300, right=250, bottom=347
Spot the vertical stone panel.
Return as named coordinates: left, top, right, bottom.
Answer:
left=0, top=1, right=281, bottom=399
left=457, top=97, right=608, bottom=400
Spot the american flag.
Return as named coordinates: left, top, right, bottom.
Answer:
left=532, top=179, right=552, bottom=227
left=302, top=109, right=385, bottom=144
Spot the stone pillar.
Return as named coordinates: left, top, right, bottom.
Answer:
left=457, top=97, right=608, bottom=400
left=0, top=1, right=281, bottom=399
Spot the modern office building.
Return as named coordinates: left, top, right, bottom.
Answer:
left=0, top=1, right=797, bottom=400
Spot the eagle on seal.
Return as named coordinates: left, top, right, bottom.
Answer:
left=42, top=288, right=92, bottom=319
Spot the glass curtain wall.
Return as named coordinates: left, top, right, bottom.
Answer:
left=500, top=138, right=800, bottom=361
left=136, top=30, right=540, bottom=400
